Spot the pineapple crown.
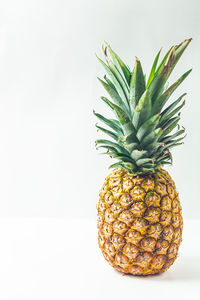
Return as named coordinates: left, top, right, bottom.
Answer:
left=94, top=39, right=192, bottom=174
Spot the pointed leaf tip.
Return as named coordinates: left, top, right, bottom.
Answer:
left=186, top=38, right=192, bottom=44
left=146, top=48, right=162, bottom=88
left=180, top=38, right=192, bottom=46
left=103, top=41, right=109, bottom=47
left=135, top=57, right=140, bottom=62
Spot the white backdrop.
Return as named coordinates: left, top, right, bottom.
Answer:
left=0, top=0, right=199, bottom=219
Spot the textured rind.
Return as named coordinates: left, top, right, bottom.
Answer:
left=97, top=168, right=183, bottom=275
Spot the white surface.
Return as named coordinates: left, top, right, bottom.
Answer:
left=0, top=218, right=199, bottom=300
left=0, top=0, right=199, bottom=219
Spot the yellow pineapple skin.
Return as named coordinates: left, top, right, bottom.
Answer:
left=97, top=168, right=183, bottom=275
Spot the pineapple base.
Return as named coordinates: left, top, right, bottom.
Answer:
left=97, top=168, right=183, bottom=275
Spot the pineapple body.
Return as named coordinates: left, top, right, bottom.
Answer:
left=97, top=168, right=183, bottom=275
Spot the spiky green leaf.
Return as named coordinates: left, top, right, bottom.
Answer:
left=96, top=55, right=129, bottom=108
left=162, top=117, right=180, bottom=136
left=133, top=90, right=152, bottom=129
left=137, top=114, right=160, bottom=141
left=93, top=111, right=123, bottom=135
left=95, top=139, right=129, bottom=154
left=108, top=162, right=136, bottom=172
left=130, top=150, right=147, bottom=161
left=102, top=45, right=130, bottom=100
left=104, top=75, right=116, bottom=91
left=141, top=128, right=163, bottom=147
left=160, top=129, right=185, bottom=143
left=146, top=48, right=162, bottom=88
left=104, top=42, right=130, bottom=85
left=152, top=69, right=191, bottom=114
left=129, top=59, right=146, bottom=110
left=95, top=124, right=119, bottom=141
left=106, top=46, right=130, bottom=82
left=159, top=100, right=185, bottom=126
left=102, top=98, right=137, bottom=138
left=160, top=93, right=186, bottom=120
left=98, top=78, right=129, bottom=114
left=149, top=39, right=191, bottom=103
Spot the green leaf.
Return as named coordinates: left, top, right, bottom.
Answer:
left=146, top=48, right=162, bottom=88
left=108, top=162, right=126, bottom=170
left=159, top=100, right=185, bottom=126
left=97, top=146, right=132, bottom=159
left=156, top=46, right=173, bottom=74
left=97, top=145, right=120, bottom=154
left=110, top=119, right=121, bottom=126
left=165, top=135, right=185, bottom=145
left=104, top=75, right=116, bottom=91
left=93, top=111, right=123, bottom=134
left=148, top=47, right=175, bottom=103
left=96, top=55, right=129, bottom=108
left=107, top=151, right=131, bottom=158
left=129, top=58, right=146, bottom=110
left=95, top=124, right=119, bottom=141
left=101, top=99, right=129, bottom=125
left=144, top=74, right=147, bottom=86
left=140, top=167, right=157, bottom=173
left=149, top=39, right=192, bottom=103
left=95, top=139, right=129, bottom=154
left=101, top=98, right=137, bottom=138
left=130, top=150, right=147, bottom=161
left=172, top=39, right=192, bottom=72
left=160, top=93, right=186, bottom=120
left=162, top=117, right=180, bottom=136
left=115, top=156, right=136, bottom=164
left=146, top=142, right=163, bottom=153
left=98, top=78, right=129, bottom=114
left=141, top=128, right=163, bottom=147
left=136, top=158, right=154, bottom=166
left=105, top=45, right=130, bottom=82
left=160, top=129, right=185, bottom=143
left=161, top=115, right=180, bottom=130
left=156, top=150, right=172, bottom=161
left=119, top=132, right=139, bottom=144
left=108, top=162, right=136, bottom=172
left=160, top=161, right=172, bottom=166
left=162, top=138, right=185, bottom=150
left=126, top=143, right=139, bottom=153
left=167, top=142, right=184, bottom=149
left=104, top=42, right=130, bottom=85
left=152, top=69, right=191, bottom=114
left=137, top=114, right=160, bottom=141
left=100, top=96, right=115, bottom=110
left=133, top=89, right=152, bottom=129
left=102, top=46, right=130, bottom=101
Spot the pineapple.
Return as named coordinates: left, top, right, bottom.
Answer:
left=94, top=39, right=192, bottom=275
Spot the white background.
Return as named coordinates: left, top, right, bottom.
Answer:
left=0, top=0, right=199, bottom=299
left=0, top=0, right=199, bottom=219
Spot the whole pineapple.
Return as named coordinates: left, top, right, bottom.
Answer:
left=95, top=39, right=192, bottom=275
